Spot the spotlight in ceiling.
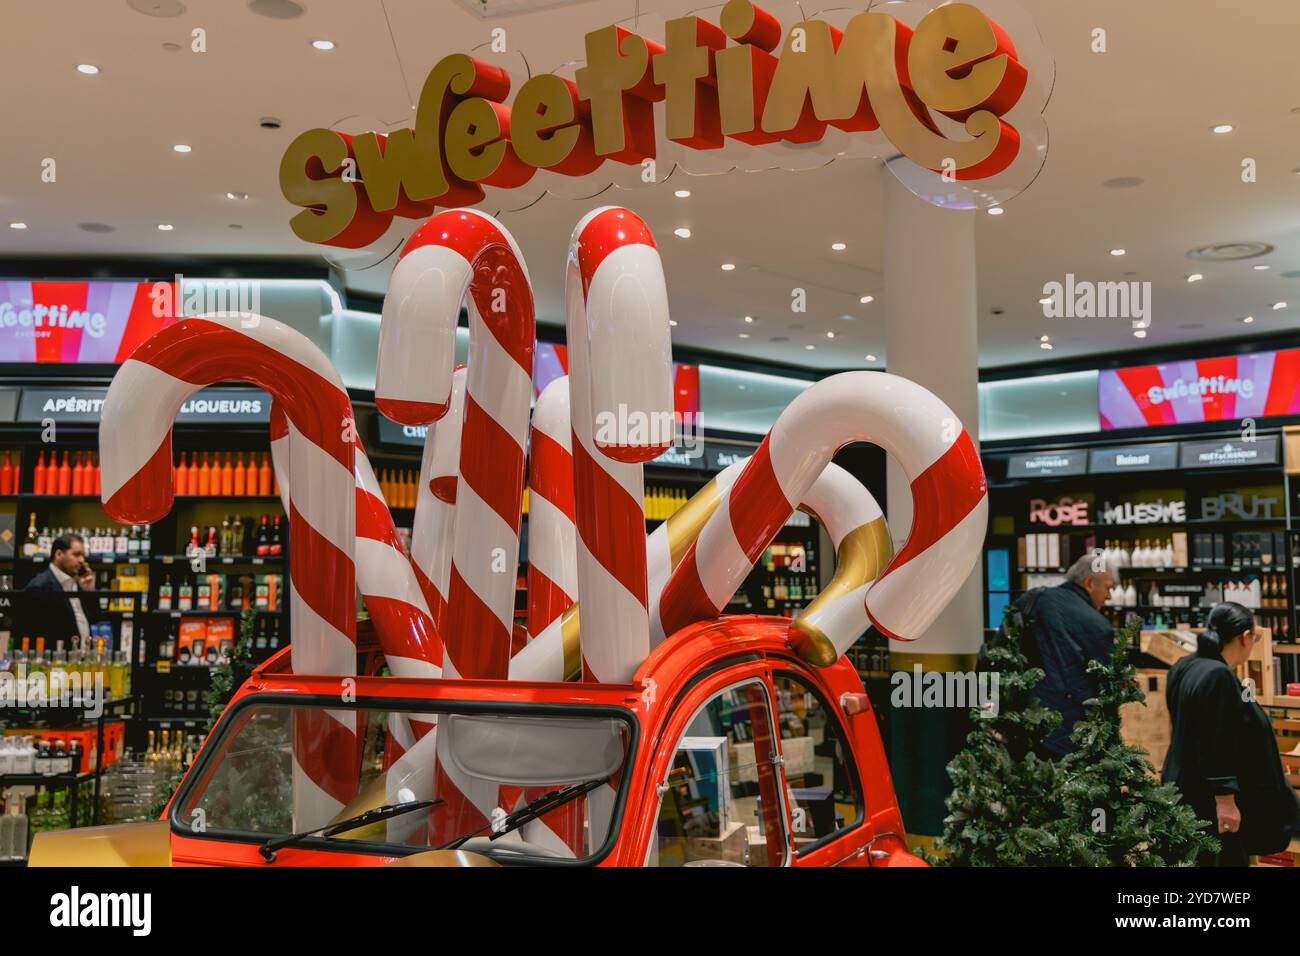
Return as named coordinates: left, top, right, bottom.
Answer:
left=720, top=263, right=735, bottom=271
left=1040, top=335, right=1050, bottom=342
left=172, top=144, right=192, bottom=153
left=76, top=63, right=100, bottom=75
left=674, top=189, right=690, bottom=198
left=738, top=332, right=750, bottom=339
left=1109, top=248, right=1126, bottom=256
left=259, top=117, right=283, bottom=129
left=865, top=354, right=877, bottom=362
left=743, top=315, right=753, bottom=323
left=311, top=39, right=336, bottom=50
left=1040, top=341, right=1053, bottom=350
left=157, top=223, right=174, bottom=231
left=986, top=207, right=1004, bottom=216
left=669, top=319, right=678, bottom=326
left=9, top=222, right=27, bottom=230
left=830, top=242, right=846, bottom=251
left=1186, top=273, right=1203, bottom=282
left=1253, top=264, right=1271, bottom=270
left=1241, top=315, right=1255, bottom=324
left=1133, top=329, right=1147, bottom=338
left=1273, top=302, right=1288, bottom=310
left=1211, top=124, right=1234, bottom=134
left=673, top=227, right=691, bottom=238
left=826, top=331, right=835, bottom=339
left=805, top=344, right=816, bottom=350
left=226, top=191, right=249, bottom=201
left=859, top=295, right=874, bottom=304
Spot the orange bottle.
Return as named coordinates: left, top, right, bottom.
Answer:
left=33, top=450, right=46, bottom=495
left=56, top=451, right=72, bottom=496
left=197, top=453, right=211, bottom=496
left=0, top=450, right=13, bottom=495
left=244, top=453, right=258, bottom=495
left=257, top=453, right=272, bottom=496
left=220, top=452, right=234, bottom=497
left=70, top=452, right=83, bottom=495
left=233, top=452, right=246, bottom=496
left=175, top=453, right=189, bottom=495
left=93, top=453, right=101, bottom=496
left=404, top=471, right=415, bottom=508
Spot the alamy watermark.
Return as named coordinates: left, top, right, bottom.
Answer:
left=1041, top=273, right=1152, bottom=330
left=593, top=405, right=704, bottom=461
left=0, top=666, right=104, bottom=718
left=890, top=665, right=999, bottom=718
left=150, top=273, right=261, bottom=318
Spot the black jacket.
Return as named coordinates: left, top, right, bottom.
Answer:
left=21, top=567, right=101, bottom=647
left=1162, top=649, right=1299, bottom=853
left=1014, top=581, right=1114, bottom=756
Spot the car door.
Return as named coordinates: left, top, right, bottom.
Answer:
left=638, top=662, right=792, bottom=867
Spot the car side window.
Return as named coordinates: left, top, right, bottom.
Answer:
left=773, top=674, right=862, bottom=852
left=647, top=679, right=788, bottom=867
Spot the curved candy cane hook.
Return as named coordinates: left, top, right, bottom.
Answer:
left=100, top=312, right=358, bottom=826
left=657, top=371, right=987, bottom=646
left=566, top=207, right=674, bottom=683
left=377, top=209, right=534, bottom=681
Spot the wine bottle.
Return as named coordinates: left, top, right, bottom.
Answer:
left=256, top=515, right=270, bottom=557
left=269, top=515, right=283, bottom=557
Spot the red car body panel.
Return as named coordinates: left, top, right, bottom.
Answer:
left=165, top=616, right=924, bottom=868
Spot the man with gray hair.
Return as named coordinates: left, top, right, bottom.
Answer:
left=1012, top=552, right=1117, bottom=757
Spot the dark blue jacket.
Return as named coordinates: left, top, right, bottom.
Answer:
left=1014, top=581, right=1115, bottom=756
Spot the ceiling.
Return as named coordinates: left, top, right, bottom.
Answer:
left=0, top=0, right=1297, bottom=371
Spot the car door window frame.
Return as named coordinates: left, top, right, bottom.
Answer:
left=771, top=670, right=868, bottom=859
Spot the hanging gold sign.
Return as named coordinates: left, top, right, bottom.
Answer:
left=280, top=0, right=1049, bottom=248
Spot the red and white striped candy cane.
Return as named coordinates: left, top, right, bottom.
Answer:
left=377, top=208, right=533, bottom=683
left=270, top=404, right=442, bottom=680
left=407, top=366, right=466, bottom=636
left=100, top=313, right=358, bottom=827
left=656, top=371, right=987, bottom=646
left=566, top=207, right=674, bottom=683
left=526, top=375, right=577, bottom=639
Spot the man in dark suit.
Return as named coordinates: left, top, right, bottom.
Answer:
left=1013, top=553, right=1117, bottom=757
left=23, top=532, right=98, bottom=648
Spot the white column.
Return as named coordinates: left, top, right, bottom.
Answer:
left=883, top=168, right=982, bottom=659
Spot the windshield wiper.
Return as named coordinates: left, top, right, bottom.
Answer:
left=259, top=797, right=443, bottom=862
left=437, top=777, right=607, bottom=851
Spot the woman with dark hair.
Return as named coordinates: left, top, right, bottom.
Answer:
left=1162, top=602, right=1299, bottom=866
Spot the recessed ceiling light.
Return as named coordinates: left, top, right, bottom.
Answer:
left=311, top=39, right=335, bottom=50
left=805, top=344, right=815, bottom=350
left=1253, top=264, right=1270, bottom=270
left=1040, top=342, right=1053, bottom=350
left=673, top=227, right=691, bottom=239
left=1133, top=329, right=1146, bottom=338
left=674, top=189, right=690, bottom=198
left=75, top=63, right=100, bottom=75
left=172, top=144, right=192, bottom=153
left=987, top=207, right=1004, bottom=216
left=1273, top=302, right=1287, bottom=310
left=743, top=315, right=753, bottom=323
left=1241, top=315, right=1255, bottom=324
left=720, top=263, right=735, bottom=271
left=1211, top=124, right=1234, bottom=134
left=1040, top=335, right=1050, bottom=342
left=826, top=331, right=835, bottom=339
left=830, top=242, right=846, bottom=251
left=859, top=295, right=874, bottom=304
left=669, top=319, right=678, bottom=326
left=259, top=116, right=282, bottom=129
left=226, top=191, right=249, bottom=201
left=1039, top=297, right=1052, bottom=305
left=1187, top=273, right=1203, bottom=282
left=865, top=354, right=877, bottom=362
left=738, top=333, right=750, bottom=339
left=9, top=222, right=27, bottom=230
left=157, top=223, right=174, bottom=231
left=1110, top=248, right=1126, bottom=256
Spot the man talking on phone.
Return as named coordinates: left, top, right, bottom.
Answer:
left=23, top=532, right=98, bottom=647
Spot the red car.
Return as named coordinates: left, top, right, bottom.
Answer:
left=32, top=615, right=923, bottom=868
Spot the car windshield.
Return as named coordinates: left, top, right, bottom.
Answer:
left=173, top=698, right=634, bottom=864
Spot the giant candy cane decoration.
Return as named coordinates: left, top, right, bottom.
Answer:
left=511, top=455, right=891, bottom=681
left=657, top=371, right=987, bottom=649
left=526, top=375, right=578, bottom=640
left=100, top=313, right=358, bottom=827
left=377, top=209, right=534, bottom=681
left=565, top=207, right=674, bottom=683
left=269, top=404, right=442, bottom=681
